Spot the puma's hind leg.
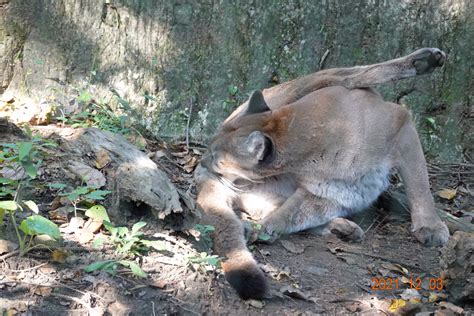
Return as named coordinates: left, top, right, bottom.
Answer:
left=394, top=119, right=449, bottom=246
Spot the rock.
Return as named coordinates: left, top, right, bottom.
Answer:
left=440, top=231, right=474, bottom=303
left=33, top=234, right=61, bottom=247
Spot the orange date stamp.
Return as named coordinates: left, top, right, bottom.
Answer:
left=371, top=276, right=444, bottom=291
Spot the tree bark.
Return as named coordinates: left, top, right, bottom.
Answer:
left=0, top=0, right=472, bottom=162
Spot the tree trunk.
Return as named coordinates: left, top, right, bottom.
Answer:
left=1, top=0, right=472, bottom=161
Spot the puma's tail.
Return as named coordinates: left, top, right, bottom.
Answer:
left=195, top=169, right=268, bottom=300
left=221, top=247, right=268, bottom=300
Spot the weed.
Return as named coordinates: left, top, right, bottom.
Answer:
left=0, top=134, right=60, bottom=255
left=58, top=91, right=130, bottom=134
left=84, top=208, right=167, bottom=278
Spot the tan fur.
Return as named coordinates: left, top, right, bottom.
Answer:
left=195, top=48, right=449, bottom=300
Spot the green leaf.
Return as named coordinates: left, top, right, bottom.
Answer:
left=257, top=233, right=271, bottom=241
left=426, top=117, right=436, bottom=126
left=228, top=85, right=238, bottom=96
left=23, top=200, right=39, bottom=214
left=116, top=227, right=128, bottom=238
left=131, top=221, right=147, bottom=235
left=118, top=260, right=147, bottom=278
left=85, top=205, right=110, bottom=222
left=92, top=236, right=105, bottom=248
left=0, top=177, right=16, bottom=185
left=195, top=224, right=215, bottom=234
left=84, top=260, right=115, bottom=273
left=74, top=187, right=91, bottom=195
left=128, top=261, right=148, bottom=278
left=49, top=183, right=67, bottom=189
left=22, top=161, right=37, bottom=178
left=77, top=90, right=92, bottom=103
left=0, top=209, right=4, bottom=225
left=19, top=215, right=60, bottom=240
left=17, top=142, right=33, bottom=161
left=142, top=240, right=167, bottom=251
left=188, top=254, right=221, bottom=266
left=83, top=190, right=112, bottom=200
left=114, top=94, right=131, bottom=110
left=0, top=200, right=18, bottom=211
left=103, top=220, right=115, bottom=233
left=118, top=238, right=139, bottom=253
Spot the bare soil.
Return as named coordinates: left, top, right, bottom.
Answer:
left=0, top=129, right=472, bottom=316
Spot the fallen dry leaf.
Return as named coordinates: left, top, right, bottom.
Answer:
left=439, top=301, right=464, bottom=314
left=428, top=292, right=438, bottom=303
left=68, top=160, right=106, bottom=188
left=280, top=285, right=313, bottom=302
left=388, top=299, right=406, bottom=313
left=60, top=216, right=84, bottom=234
left=183, top=156, right=198, bottom=173
left=39, top=264, right=56, bottom=274
left=381, top=263, right=408, bottom=275
left=0, top=239, right=18, bottom=255
left=437, top=188, right=457, bottom=200
left=280, top=240, right=305, bottom=254
left=76, top=229, right=94, bottom=244
left=33, top=286, right=53, bottom=296
left=83, top=218, right=103, bottom=233
left=247, top=299, right=265, bottom=309
left=51, top=249, right=68, bottom=263
left=95, top=149, right=111, bottom=169
left=399, top=288, right=420, bottom=300
left=153, top=150, right=166, bottom=159
left=49, top=206, right=74, bottom=222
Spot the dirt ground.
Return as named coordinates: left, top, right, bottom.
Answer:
left=0, top=128, right=472, bottom=315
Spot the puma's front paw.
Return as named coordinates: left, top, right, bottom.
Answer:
left=412, top=221, right=449, bottom=246
left=243, top=220, right=280, bottom=244
left=411, top=48, right=446, bottom=75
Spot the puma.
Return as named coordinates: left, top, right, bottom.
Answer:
left=195, top=48, right=450, bottom=300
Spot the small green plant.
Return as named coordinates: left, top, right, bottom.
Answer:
left=193, top=224, right=215, bottom=249
left=84, top=259, right=148, bottom=278
left=188, top=224, right=222, bottom=271
left=1, top=132, right=57, bottom=180
left=83, top=211, right=167, bottom=278
left=58, top=91, right=130, bottom=134
left=188, top=252, right=222, bottom=269
left=1, top=134, right=60, bottom=256
left=0, top=200, right=60, bottom=256
left=52, top=184, right=111, bottom=216
left=249, top=222, right=272, bottom=242
left=103, top=221, right=167, bottom=256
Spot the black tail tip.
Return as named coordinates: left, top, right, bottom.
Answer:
left=225, top=264, right=269, bottom=300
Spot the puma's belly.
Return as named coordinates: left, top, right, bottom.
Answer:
left=308, top=166, right=390, bottom=211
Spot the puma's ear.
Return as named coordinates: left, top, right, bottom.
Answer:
left=245, top=131, right=272, bottom=161
left=245, top=90, right=270, bottom=115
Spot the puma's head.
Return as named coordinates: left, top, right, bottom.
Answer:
left=201, top=90, right=276, bottom=182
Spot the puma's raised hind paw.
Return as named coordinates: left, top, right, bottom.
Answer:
left=412, top=221, right=449, bottom=246
left=411, top=48, right=446, bottom=75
